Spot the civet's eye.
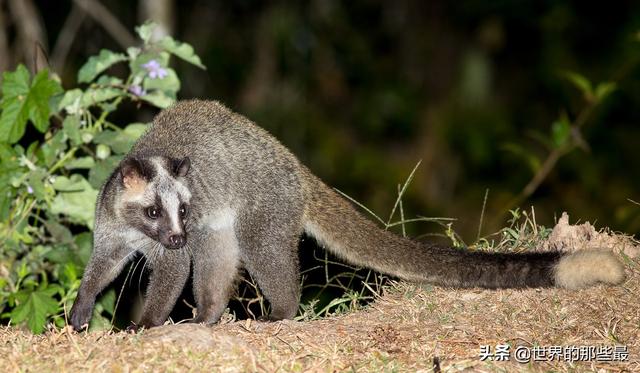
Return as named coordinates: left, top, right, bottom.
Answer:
left=179, top=204, right=188, bottom=218
left=146, top=206, right=160, bottom=219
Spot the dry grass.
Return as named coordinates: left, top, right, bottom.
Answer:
left=1, top=256, right=638, bottom=372
left=1, top=216, right=639, bottom=372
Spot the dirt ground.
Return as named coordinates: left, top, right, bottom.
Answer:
left=1, top=218, right=639, bottom=372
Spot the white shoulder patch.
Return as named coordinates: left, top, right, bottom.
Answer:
left=201, top=207, right=237, bottom=231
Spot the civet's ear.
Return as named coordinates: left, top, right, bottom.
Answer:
left=33, top=42, right=51, bottom=74
left=172, top=157, right=191, bottom=177
left=120, top=158, right=146, bottom=190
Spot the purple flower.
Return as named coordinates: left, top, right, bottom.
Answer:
left=26, top=185, right=33, bottom=194
left=129, top=84, right=146, bottom=97
left=142, top=59, right=168, bottom=79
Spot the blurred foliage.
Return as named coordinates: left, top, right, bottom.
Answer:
left=30, top=1, right=640, bottom=237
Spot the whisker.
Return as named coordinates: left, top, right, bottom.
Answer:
left=129, top=253, right=147, bottom=287
left=109, top=248, right=139, bottom=276
left=139, top=242, right=161, bottom=291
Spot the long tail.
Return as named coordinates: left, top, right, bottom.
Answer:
left=301, top=171, right=625, bottom=290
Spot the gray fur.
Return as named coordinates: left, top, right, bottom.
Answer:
left=69, top=100, right=625, bottom=331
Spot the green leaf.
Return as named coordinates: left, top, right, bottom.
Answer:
left=73, top=232, right=93, bottom=267
left=501, top=143, right=541, bottom=173
left=158, top=36, right=206, bottom=69
left=64, top=156, right=95, bottom=169
left=82, top=87, right=123, bottom=107
left=130, top=51, right=170, bottom=77
left=29, top=70, right=63, bottom=132
left=551, top=114, right=571, bottom=148
left=92, top=131, right=132, bottom=154
left=140, top=90, right=174, bottom=108
left=135, top=21, right=156, bottom=45
left=37, top=130, right=67, bottom=167
left=10, top=287, right=59, bottom=334
left=26, top=169, right=48, bottom=201
left=58, top=89, right=83, bottom=114
left=44, top=219, right=74, bottom=244
left=0, top=66, right=33, bottom=143
left=78, top=49, right=127, bottom=83
left=123, top=122, right=148, bottom=139
left=143, top=68, right=180, bottom=97
left=0, top=66, right=62, bottom=143
left=89, top=155, right=122, bottom=188
left=50, top=175, right=98, bottom=228
left=595, top=81, right=617, bottom=102
left=52, top=173, right=89, bottom=192
left=95, top=75, right=123, bottom=86
left=562, top=71, right=593, bottom=99
left=62, top=115, right=82, bottom=146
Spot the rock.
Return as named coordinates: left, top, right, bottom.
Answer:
left=543, top=212, right=639, bottom=258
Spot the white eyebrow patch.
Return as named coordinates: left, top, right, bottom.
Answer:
left=201, top=207, right=237, bottom=231
left=151, top=157, right=192, bottom=202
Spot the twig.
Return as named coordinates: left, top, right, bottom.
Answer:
left=72, top=0, right=136, bottom=48
left=502, top=100, right=595, bottom=214
left=477, top=188, right=489, bottom=241
left=8, top=0, right=47, bottom=71
left=51, top=2, right=86, bottom=72
left=501, top=55, right=640, bottom=218
left=0, top=0, right=10, bottom=74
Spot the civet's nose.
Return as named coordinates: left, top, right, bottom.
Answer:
left=168, top=234, right=185, bottom=249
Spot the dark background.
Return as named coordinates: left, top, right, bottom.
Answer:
left=3, top=0, right=640, bottom=240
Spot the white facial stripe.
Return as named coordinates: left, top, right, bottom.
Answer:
left=159, top=188, right=182, bottom=232
left=149, top=157, right=192, bottom=234
left=151, top=158, right=192, bottom=202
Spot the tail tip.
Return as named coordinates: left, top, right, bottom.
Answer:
left=554, top=249, right=625, bottom=290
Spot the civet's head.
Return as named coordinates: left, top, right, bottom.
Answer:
left=117, top=156, right=192, bottom=249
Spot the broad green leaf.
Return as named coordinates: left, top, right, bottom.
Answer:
left=52, top=173, right=89, bottom=192
left=26, top=169, right=48, bottom=201
left=29, top=70, right=63, bottom=132
left=97, top=289, right=116, bottom=315
left=123, top=122, right=148, bottom=139
left=92, top=127, right=139, bottom=154
left=78, top=49, right=127, bottom=83
left=50, top=175, right=98, bottom=228
left=0, top=66, right=62, bottom=143
left=130, top=52, right=170, bottom=78
left=82, top=87, right=123, bottom=107
left=10, top=287, right=59, bottom=334
left=135, top=22, right=156, bottom=44
left=37, top=130, right=67, bottom=167
left=44, top=219, right=74, bottom=244
left=96, top=75, right=123, bottom=86
left=44, top=244, right=74, bottom=266
left=58, top=89, right=83, bottom=114
left=158, top=36, right=206, bottom=69
left=62, top=115, right=82, bottom=146
left=73, top=232, right=93, bottom=267
left=127, top=47, right=141, bottom=60
left=0, top=66, right=33, bottom=143
left=140, top=90, right=174, bottom=108
left=64, top=156, right=95, bottom=169
left=143, top=68, right=180, bottom=97
left=89, top=156, right=121, bottom=189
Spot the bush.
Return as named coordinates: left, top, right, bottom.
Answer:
left=0, top=22, right=204, bottom=333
